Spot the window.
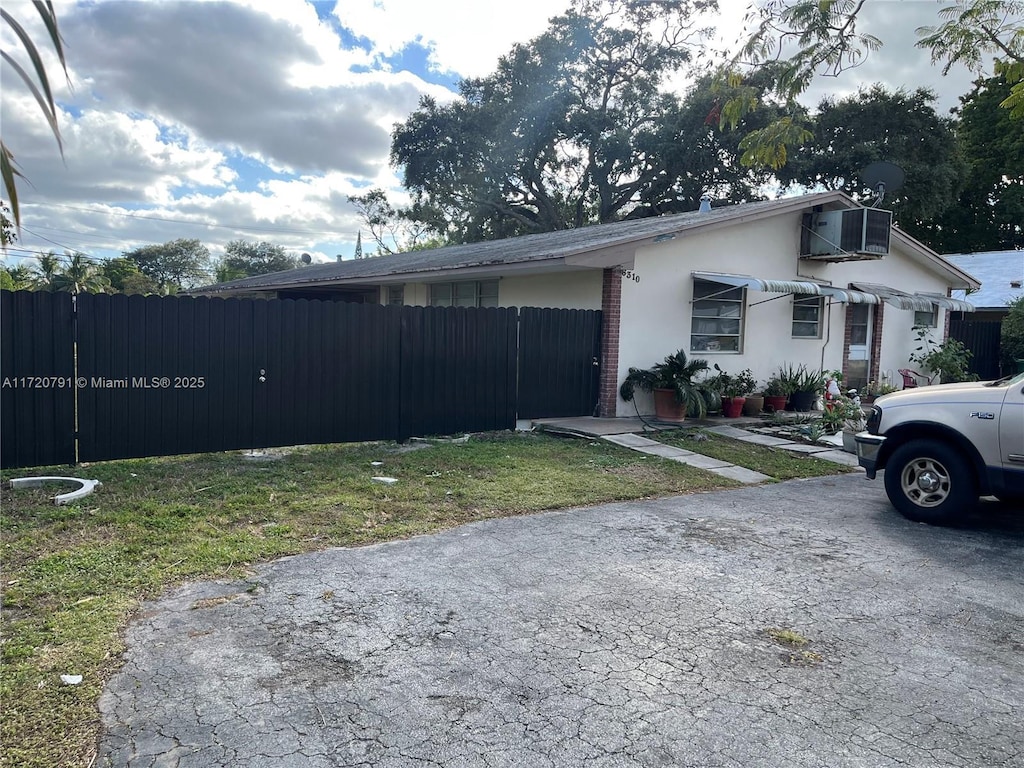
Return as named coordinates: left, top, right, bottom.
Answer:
left=387, top=285, right=404, bottom=306
left=690, top=278, right=744, bottom=353
left=914, top=306, right=938, bottom=327
left=792, top=296, right=824, bottom=338
left=429, top=280, right=499, bottom=308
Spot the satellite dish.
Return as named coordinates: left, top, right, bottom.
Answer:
left=300, top=253, right=312, bottom=265
left=861, top=161, right=905, bottom=207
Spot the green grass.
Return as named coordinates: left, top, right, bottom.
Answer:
left=1, top=431, right=738, bottom=768
left=654, top=429, right=852, bottom=481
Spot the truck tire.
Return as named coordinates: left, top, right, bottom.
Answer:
left=883, top=439, right=977, bottom=525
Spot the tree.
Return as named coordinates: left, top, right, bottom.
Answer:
left=917, top=0, right=1024, bottom=118
left=390, top=0, right=717, bottom=242
left=99, top=256, right=159, bottom=295
left=1001, top=296, right=1024, bottom=373
left=1, top=202, right=14, bottom=249
left=31, top=250, right=62, bottom=290
left=347, top=189, right=436, bottom=255
left=2, top=1, right=69, bottom=227
left=722, top=0, right=1024, bottom=168
left=215, top=240, right=297, bottom=282
left=123, top=239, right=211, bottom=293
left=51, top=252, right=108, bottom=294
left=1, top=264, right=33, bottom=290
left=930, top=75, right=1024, bottom=253
left=775, top=86, right=965, bottom=249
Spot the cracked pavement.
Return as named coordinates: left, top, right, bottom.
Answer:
left=97, top=474, right=1024, bottom=767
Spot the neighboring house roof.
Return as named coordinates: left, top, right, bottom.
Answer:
left=194, top=191, right=979, bottom=295
left=945, top=250, right=1024, bottom=310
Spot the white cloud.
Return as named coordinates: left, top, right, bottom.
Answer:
left=332, top=0, right=572, bottom=78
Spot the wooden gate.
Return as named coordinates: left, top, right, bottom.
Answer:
left=517, top=307, right=602, bottom=419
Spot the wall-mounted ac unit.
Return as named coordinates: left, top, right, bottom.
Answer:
left=802, top=208, right=891, bottom=262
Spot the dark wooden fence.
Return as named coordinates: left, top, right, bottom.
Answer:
left=0, top=291, right=76, bottom=467
left=949, top=314, right=1003, bottom=381
left=518, top=307, right=601, bottom=419
left=1, top=291, right=601, bottom=469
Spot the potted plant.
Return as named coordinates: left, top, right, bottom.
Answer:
left=763, top=376, right=789, bottom=413
left=619, top=349, right=713, bottom=423
left=859, top=379, right=898, bottom=404
left=717, top=366, right=756, bottom=418
left=742, top=378, right=765, bottom=416
left=788, top=365, right=827, bottom=412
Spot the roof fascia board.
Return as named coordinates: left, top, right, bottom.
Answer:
left=197, top=257, right=582, bottom=295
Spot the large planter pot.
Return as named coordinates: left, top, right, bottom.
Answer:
left=764, top=395, right=788, bottom=413
left=653, top=388, right=687, bottom=422
left=723, top=396, right=746, bottom=418
left=789, top=390, right=817, bottom=412
left=742, top=395, right=765, bottom=416
left=842, top=429, right=858, bottom=454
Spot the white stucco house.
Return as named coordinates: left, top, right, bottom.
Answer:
left=197, top=190, right=979, bottom=418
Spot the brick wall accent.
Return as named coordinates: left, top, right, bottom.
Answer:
left=870, top=302, right=884, bottom=385
left=598, top=268, right=622, bottom=417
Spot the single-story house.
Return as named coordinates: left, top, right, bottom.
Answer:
left=945, top=250, right=1024, bottom=321
left=196, top=190, right=979, bottom=417
left=944, top=249, right=1023, bottom=379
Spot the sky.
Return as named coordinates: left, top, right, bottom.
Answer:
left=0, top=0, right=993, bottom=276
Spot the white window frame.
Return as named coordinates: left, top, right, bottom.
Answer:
left=387, top=284, right=404, bottom=306
left=914, top=306, right=938, bottom=328
left=690, top=278, right=744, bottom=353
left=792, top=295, right=824, bottom=339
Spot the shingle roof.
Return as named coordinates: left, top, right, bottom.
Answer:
left=192, top=190, right=976, bottom=295
left=946, top=251, right=1024, bottom=309
left=194, top=193, right=843, bottom=295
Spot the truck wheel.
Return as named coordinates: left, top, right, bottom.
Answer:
left=883, top=439, right=976, bottom=524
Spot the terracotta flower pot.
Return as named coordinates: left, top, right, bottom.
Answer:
left=653, top=388, right=687, bottom=422
left=742, top=395, right=764, bottom=416
left=764, top=395, right=788, bottom=413
left=723, top=396, right=746, bottom=418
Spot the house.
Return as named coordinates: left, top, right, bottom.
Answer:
left=944, top=250, right=1024, bottom=379
left=945, top=250, right=1024, bottom=321
left=196, top=191, right=979, bottom=417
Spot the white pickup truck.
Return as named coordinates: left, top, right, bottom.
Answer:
left=855, top=371, right=1024, bottom=524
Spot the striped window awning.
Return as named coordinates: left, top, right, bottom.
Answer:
left=690, top=272, right=976, bottom=312
left=851, top=283, right=976, bottom=312
left=691, top=272, right=878, bottom=304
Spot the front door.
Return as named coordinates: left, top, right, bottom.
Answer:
left=846, top=304, right=873, bottom=392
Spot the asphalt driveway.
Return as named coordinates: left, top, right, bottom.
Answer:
left=98, top=474, right=1024, bottom=768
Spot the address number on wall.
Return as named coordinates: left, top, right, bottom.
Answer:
left=618, top=269, right=640, bottom=283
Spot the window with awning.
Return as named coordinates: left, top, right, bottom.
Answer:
left=690, top=272, right=975, bottom=313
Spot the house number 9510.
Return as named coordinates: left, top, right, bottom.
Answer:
left=618, top=269, right=640, bottom=283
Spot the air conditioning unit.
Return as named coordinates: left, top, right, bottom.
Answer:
left=803, top=208, right=891, bottom=262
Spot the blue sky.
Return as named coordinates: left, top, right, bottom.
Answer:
left=1, top=0, right=989, bottom=278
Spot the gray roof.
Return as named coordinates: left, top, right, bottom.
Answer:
left=193, top=190, right=975, bottom=295
left=194, top=194, right=842, bottom=295
left=946, top=250, right=1024, bottom=309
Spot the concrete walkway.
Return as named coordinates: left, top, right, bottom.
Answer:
left=533, top=416, right=861, bottom=485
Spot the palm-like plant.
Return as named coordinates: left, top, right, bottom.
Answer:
left=620, top=349, right=713, bottom=418
left=2, top=1, right=70, bottom=227
left=32, top=250, right=61, bottom=290
left=52, top=252, right=108, bottom=294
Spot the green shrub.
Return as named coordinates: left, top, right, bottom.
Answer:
left=1000, top=297, right=1024, bottom=374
